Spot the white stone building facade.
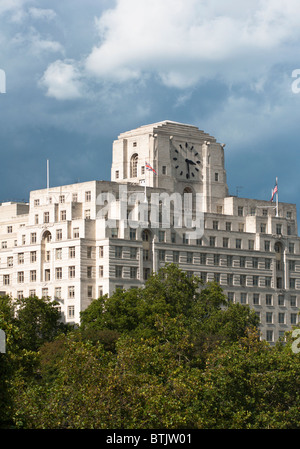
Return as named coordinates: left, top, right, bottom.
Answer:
left=0, top=121, right=299, bottom=342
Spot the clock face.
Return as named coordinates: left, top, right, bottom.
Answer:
left=171, top=141, right=201, bottom=180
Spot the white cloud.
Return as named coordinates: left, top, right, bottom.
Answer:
left=28, top=7, right=57, bottom=21
left=84, top=0, right=300, bottom=88
left=39, top=59, right=83, bottom=100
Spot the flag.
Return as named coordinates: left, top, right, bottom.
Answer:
left=270, top=181, right=278, bottom=202
left=145, top=162, right=157, bottom=175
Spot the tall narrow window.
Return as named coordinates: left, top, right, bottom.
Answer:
left=130, top=153, right=138, bottom=178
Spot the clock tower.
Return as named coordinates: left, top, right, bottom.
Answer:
left=111, top=120, right=229, bottom=212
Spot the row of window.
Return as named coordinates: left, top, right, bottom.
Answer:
left=227, top=292, right=297, bottom=307
left=33, top=191, right=92, bottom=207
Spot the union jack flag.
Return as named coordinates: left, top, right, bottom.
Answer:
left=145, top=162, right=157, bottom=175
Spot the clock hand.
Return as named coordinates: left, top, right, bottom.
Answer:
left=186, top=158, right=196, bottom=165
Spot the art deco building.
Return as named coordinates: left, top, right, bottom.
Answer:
left=0, top=121, right=299, bottom=342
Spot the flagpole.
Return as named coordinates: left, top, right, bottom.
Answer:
left=276, top=177, right=278, bottom=217
left=144, top=159, right=147, bottom=202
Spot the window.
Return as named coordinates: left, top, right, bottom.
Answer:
left=200, top=272, right=207, bottom=283
left=18, top=272, right=24, bottom=283
left=253, top=293, right=260, bottom=305
left=248, top=240, right=254, bottom=250
left=130, top=154, right=138, bottom=178
left=115, top=246, right=122, bottom=258
left=87, top=286, right=93, bottom=298
left=252, top=257, right=258, bottom=269
left=7, top=226, right=12, bottom=233
left=265, top=276, right=271, bottom=287
left=158, top=230, right=165, bottom=243
left=130, top=228, right=136, bottom=241
left=265, top=258, right=271, bottom=270
left=59, top=195, right=65, bottom=204
left=240, top=275, right=246, bottom=287
left=291, top=296, right=297, bottom=307
left=209, top=236, right=216, bottom=247
left=45, top=269, right=50, bottom=281
left=159, top=250, right=166, bottom=262
left=187, top=252, right=193, bottom=263
left=68, top=286, right=75, bottom=298
left=266, top=294, right=273, bottom=306
left=34, top=199, right=40, bottom=206
left=213, top=220, right=218, bottom=230
left=56, top=229, right=62, bottom=241
left=85, top=191, right=91, bottom=202
left=266, top=330, right=273, bottom=342
left=69, top=247, right=75, bottom=259
left=227, top=255, right=233, bottom=267
left=99, top=246, right=104, bottom=257
left=30, top=232, right=37, bottom=244
left=226, top=222, right=231, bottom=231
left=227, top=292, right=234, bottom=303
left=130, top=247, right=137, bottom=259
left=289, top=243, right=295, bottom=254
left=55, top=287, right=62, bottom=299
left=227, top=274, right=233, bottom=286
left=262, top=209, right=267, bottom=216
left=3, top=275, right=10, bottom=285
left=18, top=253, right=24, bottom=264
left=264, top=241, right=270, bottom=252
left=29, top=290, right=36, bottom=297
left=291, top=313, right=298, bottom=325
left=68, top=306, right=75, bottom=319
left=98, top=286, right=104, bottom=297
left=276, top=224, right=282, bottom=235
left=144, top=268, right=151, bottom=280
left=253, top=275, right=259, bottom=286
left=240, top=292, right=247, bottom=304
left=73, top=228, right=79, bottom=238
left=182, top=233, right=188, bottom=245
left=266, top=312, right=273, bottom=324
left=69, top=266, right=75, bottom=279
left=278, top=295, right=285, bottom=306
left=171, top=232, right=176, bottom=244
left=87, top=267, right=92, bottom=279
left=56, top=268, right=62, bottom=280
left=44, top=212, right=49, bottom=223
left=238, top=223, right=244, bottom=232
left=30, top=251, right=37, bottom=263
left=99, top=266, right=104, bottom=277
left=56, top=248, right=62, bottom=260
left=236, top=239, right=241, bottom=249
left=72, top=193, right=78, bottom=202
left=130, top=267, right=138, bottom=279
left=87, top=246, right=92, bottom=258
left=223, top=237, right=229, bottom=248
left=238, top=206, right=243, bottom=217
left=162, top=166, right=167, bottom=175
left=143, top=249, right=149, bottom=261
left=35, top=214, right=39, bottom=224
left=260, top=223, right=266, bottom=233
left=115, top=266, right=123, bottom=278
left=85, top=209, right=91, bottom=219
left=60, top=210, right=66, bottom=221
left=215, top=172, right=219, bottom=182
left=213, top=254, right=220, bottom=266
left=7, top=257, right=13, bottom=267
left=200, top=253, right=206, bottom=265
left=289, top=278, right=296, bottom=289
left=289, top=260, right=296, bottom=272
left=214, top=273, right=220, bottom=283
left=278, top=312, right=285, bottom=324
left=1, top=241, right=7, bottom=249
left=240, top=256, right=246, bottom=268
left=17, top=291, right=24, bottom=300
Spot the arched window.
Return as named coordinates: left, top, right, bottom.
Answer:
left=130, top=154, right=138, bottom=178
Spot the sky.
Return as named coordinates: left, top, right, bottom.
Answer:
left=1, top=0, right=300, bottom=225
